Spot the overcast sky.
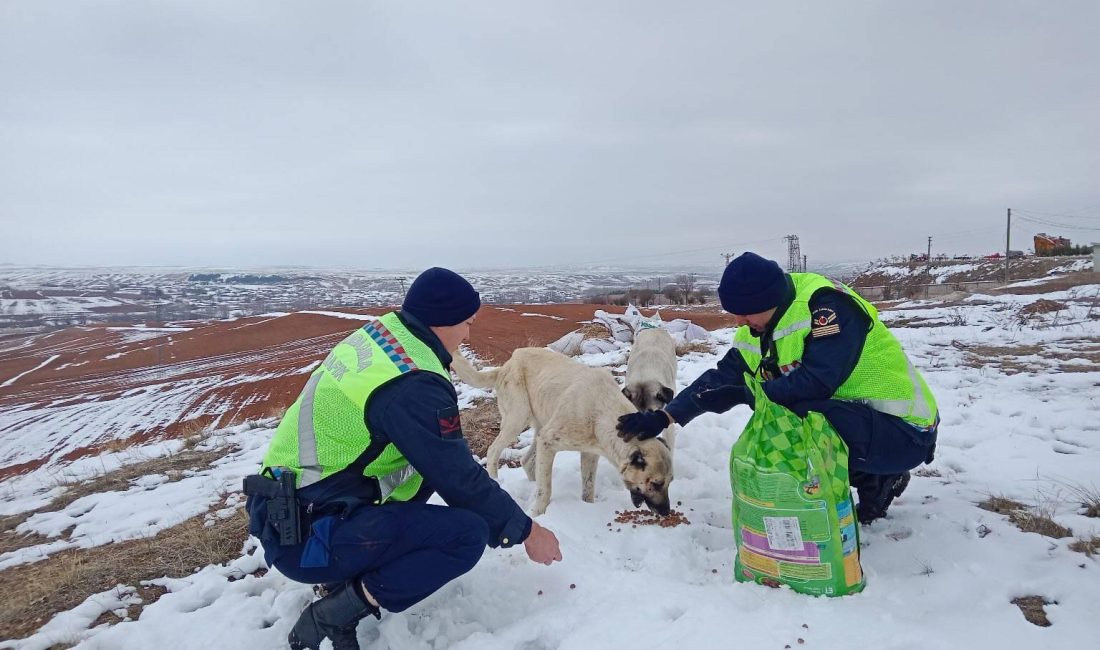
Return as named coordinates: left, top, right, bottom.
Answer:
left=2, top=1, right=1098, bottom=269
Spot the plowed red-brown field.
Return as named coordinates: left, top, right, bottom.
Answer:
left=0, top=305, right=736, bottom=478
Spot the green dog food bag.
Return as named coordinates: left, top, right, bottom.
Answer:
left=730, top=380, right=864, bottom=596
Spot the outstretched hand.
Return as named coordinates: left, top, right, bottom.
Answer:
left=616, top=410, right=671, bottom=441
left=523, top=520, right=562, bottom=565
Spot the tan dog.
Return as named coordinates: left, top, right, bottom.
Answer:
left=451, top=348, right=674, bottom=516
left=623, top=326, right=679, bottom=452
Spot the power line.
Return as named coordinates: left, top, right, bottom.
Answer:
left=1012, top=208, right=1100, bottom=221
left=1014, top=215, right=1100, bottom=232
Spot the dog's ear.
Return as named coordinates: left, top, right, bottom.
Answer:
left=629, top=449, right=647, bottom=469
left=658, top=385, right=674, bottom=405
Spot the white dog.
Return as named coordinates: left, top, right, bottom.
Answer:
left=451, top=348, right=674, bottom=516
left=622, top=327, right=679, bottom=453
left=623, top=327, right=678, bottom=411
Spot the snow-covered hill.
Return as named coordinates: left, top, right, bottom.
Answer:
left=2, top=281, right=1099, bottom=649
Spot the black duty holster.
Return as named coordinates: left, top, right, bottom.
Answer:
left=243, top=469, right=302, bottom=546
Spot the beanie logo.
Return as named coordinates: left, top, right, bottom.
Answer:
left=436, top=406, right=463, bottom=440
left=811, top=308, right=840, bottom=338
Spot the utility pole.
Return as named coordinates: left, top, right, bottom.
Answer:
left=721, top=252, right=734, bottom=266
left=784, top=235, right=801, bottom=273
left=802, top=254, right=807, bottom=272
left=1005, top=208, right=1011, bottom=283
left=397, top=277, right=406, bottom=297
left=927, top=236, right=932, bottom=262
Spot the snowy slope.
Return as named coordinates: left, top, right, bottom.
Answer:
left=3, top=288, right=1099, bottom=650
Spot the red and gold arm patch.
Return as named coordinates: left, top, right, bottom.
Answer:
left=436, top=406, right=464, bottom=439
left=810, top=307, right=841, bottom=338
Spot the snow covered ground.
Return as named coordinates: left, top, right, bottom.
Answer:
left=3, top=285, right=1099, bottom=649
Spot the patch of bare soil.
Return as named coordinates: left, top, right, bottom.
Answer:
left=952, top=338, right=1100, bottom=375
left=0, top=305, right=735, bottom=478
left=993, top=271, right=1100, bottom=296
left=1019, top=299, right=1067, bottom=316
left=1011, top=595, right=1056, bottom=627
left=55, top=447, right=229, bottom=513
left=0, top=446, right=231, bottom=558
left=0, top=516, right=49, bottom=556
left=460, top=399, right=502, bottom=460
left=0, top=508, right=249, bottom=643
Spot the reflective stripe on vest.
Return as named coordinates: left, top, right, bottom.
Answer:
left=860, top=359, right=934, bottom=421
left=297, top=372, right=325, bottom=487
left=378, top=464, right=419, bottom=501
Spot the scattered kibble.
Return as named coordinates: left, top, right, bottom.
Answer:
left=797, top=639, right=805, bottom=645
left=801, top=624, right=808, bottom=629
left=711, top=569, right=718, bottom=574
left=785, top=645, right=791, bottom=649
left=610, top=509, right=691, bottom=528
left=570, top=583, right=576, bottom=590
left=537, top=590, right=543, bottom=596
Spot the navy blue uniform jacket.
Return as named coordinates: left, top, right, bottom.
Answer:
left=256, top=311, right=531, bottom=554
left=665, top=278, right=872, bottom=425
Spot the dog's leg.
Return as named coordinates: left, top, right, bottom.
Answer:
left=486, top=400, right=531, bottom=480
left=530, top=436, right=558, bottom=516
left=521, top=442, right=537, bottom=482
left=580, top=452, right=598, bottom=503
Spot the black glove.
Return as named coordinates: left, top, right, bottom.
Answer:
left=616, top=410, right=671, bottom=441
left=692, top=385, right=748, bottom=413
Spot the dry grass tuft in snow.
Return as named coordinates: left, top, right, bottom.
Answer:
left=1058, top=481, right=1100, bottom=518
left=978, top=495, right=1073, bottom=539
left=1069, top=535, right=1100, bottom=557
left=675, top=339, right=715, bottom=356
left=1011, top=595, right=1056, bottom=627
left=458, top=399, right=507, bottom=463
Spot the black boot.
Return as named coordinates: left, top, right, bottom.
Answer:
left=288, top=581, right=380, bottom=650
left=854, top=471, right=911, bottom=524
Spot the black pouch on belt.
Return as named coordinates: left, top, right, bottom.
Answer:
left=243, top=468, right=302, bottom=546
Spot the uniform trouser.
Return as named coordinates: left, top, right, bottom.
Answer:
left=266, top=502, right=489, bottom=613
left=783, top=399, right=937, bottom=516
left=784, top=399, right=937, bottom=476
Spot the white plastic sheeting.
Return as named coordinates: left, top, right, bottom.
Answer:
left=549, top=306, right=711, bottom=356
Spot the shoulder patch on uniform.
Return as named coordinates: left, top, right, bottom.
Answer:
left=436, top=405, right=463, bottom=440
left=811, top=307, right=841, bottom=338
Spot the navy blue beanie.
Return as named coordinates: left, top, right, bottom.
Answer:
left=401, top=267, right=481, bottom=326
left=718, top=252, right=788, bottom=315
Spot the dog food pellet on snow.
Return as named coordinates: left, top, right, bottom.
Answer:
left=611, top=509, right=691, bottom=527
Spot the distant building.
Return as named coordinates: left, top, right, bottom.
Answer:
left=1034, top=233, right=1071, bottom=255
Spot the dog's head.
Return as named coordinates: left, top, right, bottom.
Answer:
left=619, top=439, right=674, bottom=516
left=622, top=381, right=675, bottom=412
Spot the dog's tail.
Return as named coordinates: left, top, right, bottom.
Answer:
left=450, top=351, right=500, bottom=390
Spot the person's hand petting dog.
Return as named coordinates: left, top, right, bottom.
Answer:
left=616, top=409, right=672, bottom=441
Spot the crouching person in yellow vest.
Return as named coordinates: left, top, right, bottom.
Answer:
left=246, top=267, right=562, bottom=650
left=617, top=252, right=939, bottom=525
